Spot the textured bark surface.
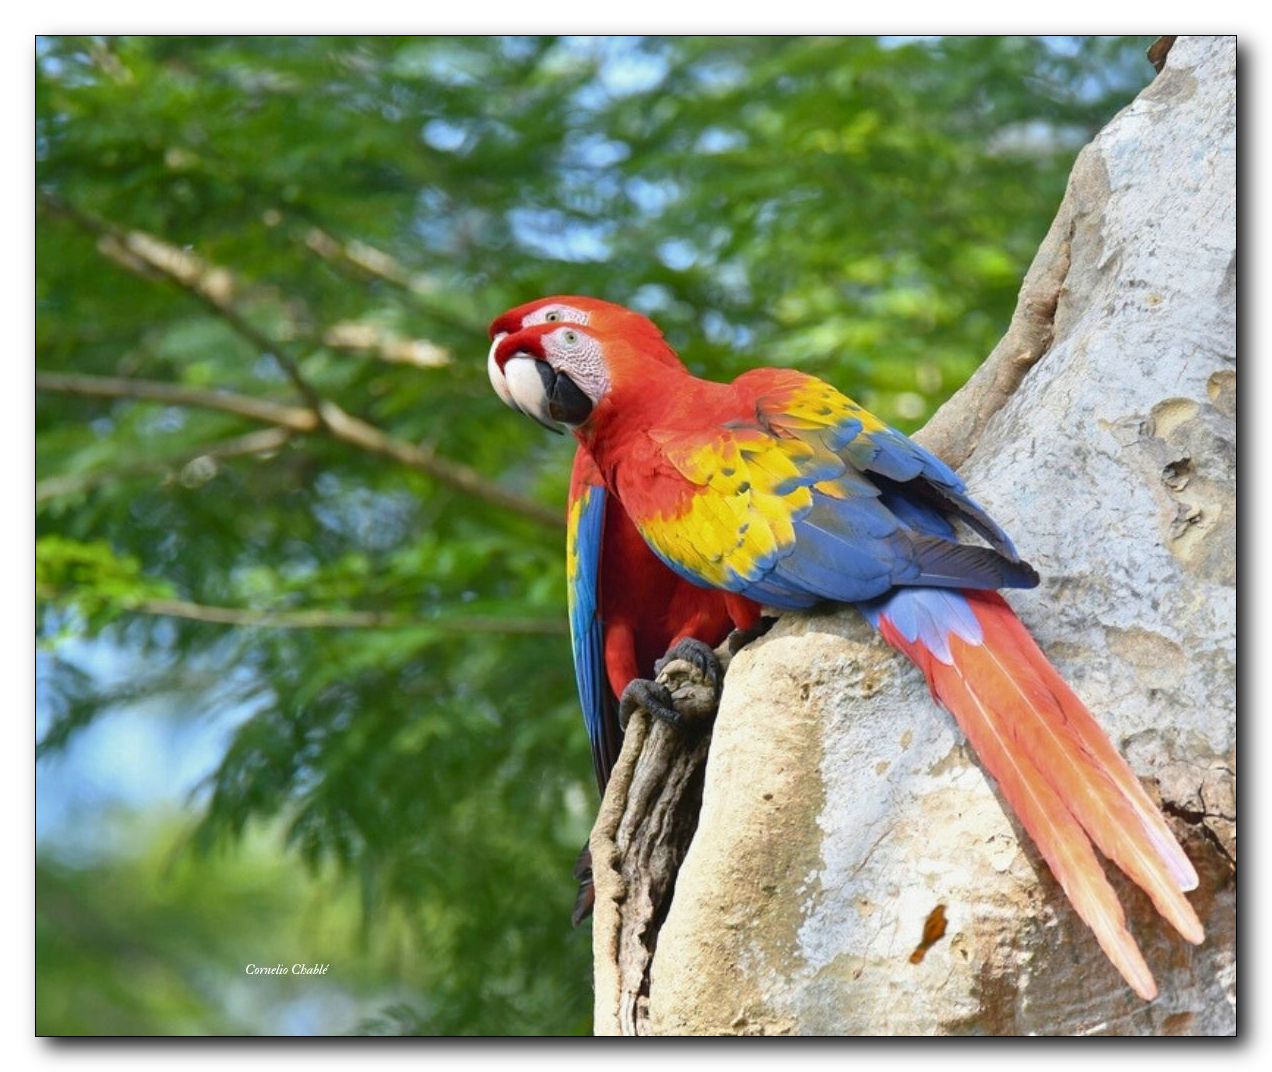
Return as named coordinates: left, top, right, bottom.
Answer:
left=591, top=652, right=726, bottom=1036
left=592, top=35, right=1235, bottom=1036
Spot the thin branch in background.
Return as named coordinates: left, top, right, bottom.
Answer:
left=310, top=321, right=449, bottom=369
left=43, top=191, right=452, bottom=372
left=35, top=371, right=319, bottom=431
left=132, top=598, right=568, bottom=635
left=38, top=191, right=560, bottom=529
left=299, top=222, right=486, bottom=337
left=35, top=371, right=564, bottom=529
left=303, top=224, right=439, bottom=295
left=85, top=197, right=457, bottom=373
left=42, top=190, right=328, bottom=414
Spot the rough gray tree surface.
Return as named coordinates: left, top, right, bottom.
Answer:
left=591, top=652, right=727, bottom=1036
left=593, top=35, right=1235, bottom=1036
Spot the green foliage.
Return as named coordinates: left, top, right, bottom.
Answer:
left=35, top=35, right=1154, bottom=1035
left=37, top=816, right=466, bottom=1035
left=37, top=535, right=175, bottom=632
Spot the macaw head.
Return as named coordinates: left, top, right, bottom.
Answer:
left=486, top=295, right=683, bottom=434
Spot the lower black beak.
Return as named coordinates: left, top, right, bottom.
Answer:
left=536, top=363, right=593, bottom=426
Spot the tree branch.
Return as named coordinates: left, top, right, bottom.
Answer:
left=303, top=224, right=439, bottom=296
left=35, top=371, right=318, bottom=430
left=131, top=598, right=567, bottom=635
left=299, top=222, right=486, bottom=337
left=35, top=370, right=565, bottom=529
left=46, top=190, right=452, bottom=374
left=592, top=646, right=727, bottom=1036
left=304, top=321, right=449, bottom=369
left=40, top=189, right=331, bottom=414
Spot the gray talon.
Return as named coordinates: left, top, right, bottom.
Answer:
left=619, top=678, right=682, bottom=730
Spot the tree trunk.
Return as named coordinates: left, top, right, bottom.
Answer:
left=591, top=34, right=1235, bottom=1036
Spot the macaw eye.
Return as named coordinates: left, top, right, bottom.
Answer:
left=562, top=330, right=579, bottom=345
left=544, top=311, right=562, bottom=323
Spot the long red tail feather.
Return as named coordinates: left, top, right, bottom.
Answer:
left=877, top=590, right=1202, bottom=1001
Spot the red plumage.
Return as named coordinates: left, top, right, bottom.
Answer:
left=584, top=448, right=754, bottom=703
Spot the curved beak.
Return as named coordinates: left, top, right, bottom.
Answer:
left=503, top=355, right=566, bottom=434
left=488, top=330, right=562, bottom=432
left=489, top=327, right=595, bottom=434
left=487, top=332, right=516, bottom=410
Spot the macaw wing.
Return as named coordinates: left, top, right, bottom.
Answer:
left=749, top=368, right=1025, bottom=559
left=567, top=449, right=623, bottom=792
left=634, top=369, right=1037, bottom=610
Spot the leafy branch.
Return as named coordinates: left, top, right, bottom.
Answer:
left=298, top=222, right=487, bottom=338
left=36, top=369, right=562, bottom=528
left=127, top=597, right=568, bottom=635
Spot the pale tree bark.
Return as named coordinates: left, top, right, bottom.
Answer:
left=592, top=35, right=1235, bottom=1036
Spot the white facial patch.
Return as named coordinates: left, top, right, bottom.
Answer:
left=543, top=327, right=610, bottom=406
left=523, top=304, right=590, bottom=328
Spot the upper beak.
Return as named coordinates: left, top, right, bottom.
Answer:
left=487, top=332, right=516, bottom=410
left=490, top=333, right=564, bottom=434
left=502, top=355, right=566, bottom=434
left=488, top=326, right=593, bottom=434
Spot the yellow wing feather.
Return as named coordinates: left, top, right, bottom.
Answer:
left=636, top=377, right=886, bottom=587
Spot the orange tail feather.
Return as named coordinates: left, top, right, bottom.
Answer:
left=878, top=590, right=1202, bottom=1000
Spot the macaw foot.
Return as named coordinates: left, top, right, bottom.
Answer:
left=570, top=842, right=594, bottom=927
left=618, top=678, right=683, bottom=731
left=654, top=636, right=724, bottom=694
left=620, top=639, right=726, bottom=731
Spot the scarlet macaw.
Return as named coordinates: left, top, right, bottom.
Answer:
left=487, top=295, right=1202, bottom=1000
left=490, top=303, right=754, bottom=923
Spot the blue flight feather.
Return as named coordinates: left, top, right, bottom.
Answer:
left=569, top=482, right=614, bottom=791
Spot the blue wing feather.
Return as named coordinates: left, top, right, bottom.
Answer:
left=567, top=478, right=621, bottom=792
left=636, top=370, right=1036, bottom=616
left=848, top=426, right=1022, bottom=561
left=665, top=374, right=1038, bottom=609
